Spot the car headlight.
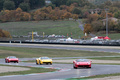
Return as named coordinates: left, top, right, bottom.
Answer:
left=88, top=62, right=90, bottom=65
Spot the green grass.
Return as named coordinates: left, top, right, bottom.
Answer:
left=0, top=20, right=84, bottom=39
left=0, top=20, right=120, bottom=39
left=89, top=57, right=120, bottom=60
left=0, top=64, right=56, bottom=76
left=0, top=46, right=120, bottom=58
left=96, top=32, right=120, bottom=40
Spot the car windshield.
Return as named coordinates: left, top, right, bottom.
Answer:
left=9, top=56, right=16, bottom=58
left=76, top=59, right=88, bottom=62
left=41, top=57, right=50, bottom=60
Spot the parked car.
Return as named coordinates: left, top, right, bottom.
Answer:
left=36, top=57, right=52, bottom=65
left=5, top=56, right=19, bottom=63
left=73, top=59, right=92, bottom=69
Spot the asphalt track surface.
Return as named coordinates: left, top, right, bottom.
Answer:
left=0, top=62, right=120, bottom=80
left=0, top=43, right=120, bottom=53
left=0, top=43, right=120, bottom=80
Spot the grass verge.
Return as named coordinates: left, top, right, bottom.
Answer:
left=0, top=46, right=120, bottom=58
left=67, top=73, right=120, bottom=80
left=0, top=64, right=56, bottom=76
left=89, top=57, right=120, bottom=60
left=0, top=20, right=84, bottom=39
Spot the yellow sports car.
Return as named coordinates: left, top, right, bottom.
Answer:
left=36, top=57, right=52, bottom=65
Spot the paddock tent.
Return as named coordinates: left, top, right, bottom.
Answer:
left=104, top=36, right=111, bottom=40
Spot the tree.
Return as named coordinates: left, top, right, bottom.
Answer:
left=15, top=8, right=23, bottom=21
left=84, top=24, right=92, bottom=34
left=114, top=10, right=120, bottom=19
left=72, top=7, right=82, bottom=14
left=83, top=11, right=89, bottom=18
left=2, top=30, right=11, bottom=38
left=20, top=12, right=31, bottom=21
left=51, top=0, right=68, bottom=7
left=16, top=8, right=23, bottom=13
left=0, top=0, right=4, bottom=11
left=66, top=0, right=79, bottom=6
left=67, top=0, right=92, bottom=7
left=87, top=14, right=99, bottom=23
left=113, top=1, right=120, bottom=8
left=29, top=0, right=45, bottom=9
left=107, top=13, right=113, bottom=17
left=33, top=12, right=46, bottom=21
left=115, top=21, right=120, bottom=32
left=51, top=16, right=58, bottom=21
left=109, top=7, right=118, bottom=14
left=0, top=29, right=11, bottom=38
left=10, top=0, right=24, bottom=8
left=3, top=0, right=15, bottom=10
left=63, top=12, right=72, bottom=19
left=104, top=1, right=112, bottom=6
left=0, top=10, right=12, bottom=22
left=108, top=20, right=116, bottom=31
left=19, top=3, right=30, bottom=12
left=100, top=11, right=106, bottom=19
left=91, top=21, right=104, bottom=32
left=72, top=14, right=78, bottom=21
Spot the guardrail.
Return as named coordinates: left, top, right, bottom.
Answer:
left=0, top=40, right=120, bottom=46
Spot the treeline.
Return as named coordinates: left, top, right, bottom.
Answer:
left=0, top=29, right=11, bottom=38
left=83, top=1, right=120, bottom=34
left=0, top=0, right=120, bottom=36
left=0, top=0, right=45, bottom=11
left=51, top=0, right=94, bottom=7
left=0, top=0, right=95, bottom=11
left=0, top=4, right=81, bottom=22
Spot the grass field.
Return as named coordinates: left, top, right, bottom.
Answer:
left=0, top=64, right=56, bottom=76
left=0, top=20, right=84, bottom=39
left=0, top=46, right=120, bottom=58
left=67, top=73, right=120, bottom=80
left=0, top=20, right=120, bottom=39
left=97, top=32, right=120, bottom=40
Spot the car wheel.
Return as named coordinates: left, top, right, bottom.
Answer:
left=36, top=60, right=38, bottom=65
left=7, top=60, right=9, bottom=63
left=39, top=61, right=42, bottom=65
left=73, top=64, right=77, bottom=69
left=88, top=67, right=91, bottom=68
left=74, top=66, right=77, bottom=69
left=50, top=63, right=52, bottom=65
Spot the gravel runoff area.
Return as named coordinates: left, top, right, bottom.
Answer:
left=0, top=66, right=30, bottom=73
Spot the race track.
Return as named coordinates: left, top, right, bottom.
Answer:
left=0, top=43, right=120, bottom=53
left=0, top=43, right=120, bottom=80
left=0, top=62, right=120, bottom=80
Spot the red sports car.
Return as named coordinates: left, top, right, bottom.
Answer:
left=5, top=56, right=19, bottom=63
left=73, top=59, right=92, bottom=69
